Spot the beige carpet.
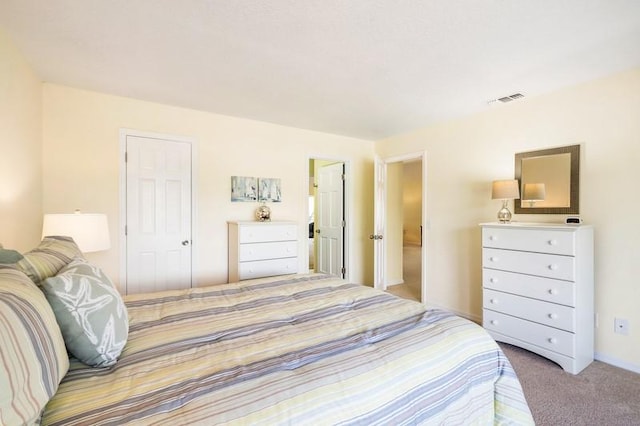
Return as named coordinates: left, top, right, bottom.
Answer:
left=386, top=244, right=421, bottom=302
left=500, top=343, right=640, bottom=425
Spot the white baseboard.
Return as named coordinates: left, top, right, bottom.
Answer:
left=594, top=351, right=640, bottom=374
left=385, top=279, right=405, bottom=287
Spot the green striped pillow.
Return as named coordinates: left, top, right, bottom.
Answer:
left=17, top=236, right=84, bottom=285
left=0, top=267, right=69, bottom=425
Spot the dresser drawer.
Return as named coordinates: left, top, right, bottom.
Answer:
left=483, top=310, right=575, bottom=357
left=484, top=289, right=575, bottom=332
left=239, top=241, right=297, bottom=262
left=483, top=227, right=575, bottom=256
left=483, top=248, right=575, bottom=281
left=239, top=258, right=298, bottom=280
left=483, top=269, right=575, bottom=307
left=239, top=224, right=297, bottom=244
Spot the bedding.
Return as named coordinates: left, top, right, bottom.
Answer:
left=16, top=236, right=84, bottom=285
left=40, top=273, right=533, bottom=425
left=0, top=267, right=69, bottom=426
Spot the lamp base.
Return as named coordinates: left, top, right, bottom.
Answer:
left=497, top=200, right=512, bottom=223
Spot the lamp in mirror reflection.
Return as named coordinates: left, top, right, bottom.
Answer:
left=491, top=180, right=520, bottom=223
left=522, top=183, right=546, bottom=207
left=42, top=210, right=110, bottom=253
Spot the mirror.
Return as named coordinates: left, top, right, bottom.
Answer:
left=514, top=144, right=580, bottom=214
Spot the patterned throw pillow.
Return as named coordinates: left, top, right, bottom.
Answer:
left=42, top=259, right=129, bottom=367
left=17, top=236, right=85, bottom=285
left=0, top=268, right=69, bottom=425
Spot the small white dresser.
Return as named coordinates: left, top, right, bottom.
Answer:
left=228, top=221, right=299, bottom=282
left=480, top=222, right=594, bottom=374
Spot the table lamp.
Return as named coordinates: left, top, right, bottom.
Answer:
left=42, top=210, right=110, bottom=253
left=491, top=180, right=520, bottom=223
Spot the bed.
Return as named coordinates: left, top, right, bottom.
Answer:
left=1, top=238, right=532, bottom=425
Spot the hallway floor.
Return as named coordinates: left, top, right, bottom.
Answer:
left=386, top=244, right=421, bottom=302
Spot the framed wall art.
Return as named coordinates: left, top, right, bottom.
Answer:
left=258, top=178, right=282, bottom=202
left=230, top=176, right=257, bottom=202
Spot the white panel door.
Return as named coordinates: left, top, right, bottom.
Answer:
left=126, top=135, right=192, bottom=294
left=372, top=155, right=385, bottom=289
left=316, top=162, right=344, bottom=277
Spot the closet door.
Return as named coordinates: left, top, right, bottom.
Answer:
left=125, top=134, right=192, bottom=294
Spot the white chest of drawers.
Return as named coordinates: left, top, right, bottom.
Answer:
left=480, top=222, right=594, bottom=374
left=228, top=221, right=299, bottom=282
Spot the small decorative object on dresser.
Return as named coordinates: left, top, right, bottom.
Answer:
left=255, top=202, right=272, bottom=221
left=480, top=222, right=594, bottom=374
left=228, top=221, right=299, bottom=282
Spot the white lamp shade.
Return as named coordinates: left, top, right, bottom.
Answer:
left=491, top=180, right=520, bottom=200
left=42, top=213, right=110, bottom=253
left=522, top=183, right=546, bottom=201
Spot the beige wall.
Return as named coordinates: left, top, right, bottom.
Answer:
left=0, top=30, right=43, bottom=251
left=376, top=68, right=640, bottom=370
left=403, top=161, right=422, bottom=245
left=385, top=162, right=403, bottom=285
left=42, top=84, right=375, bottom=289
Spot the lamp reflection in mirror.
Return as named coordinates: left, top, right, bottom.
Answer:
left=491, top=180, right=520, bottom=223
left=522, top=183, right=546, bottom=207
left=42, top=210, right=110, bottom=253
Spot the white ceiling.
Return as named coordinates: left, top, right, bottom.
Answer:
left=1, top=1, right=640, bottom=140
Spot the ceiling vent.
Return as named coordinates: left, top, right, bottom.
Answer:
left=497, top=93, right=525, bottom=103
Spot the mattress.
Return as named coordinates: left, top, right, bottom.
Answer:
left=42, top=274, right=533, bottom=425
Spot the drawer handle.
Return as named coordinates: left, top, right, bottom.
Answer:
left=489, top=257, right=499, bottom=262
left=548, top=313, right=558, bottom=320
left=490, top=319, right=498, bottom=325
left=489, top=235, right=498, bottom=241
left=548, top=239, right=558, bottom=246
left=490, top=298, right=499, bottom=305
left=548, top=264, right=559, bottom=271
left=548, top=288, right=558, bottom=295
left=548, top=337, right=557, bottom=344
left=489, top=277, right=498, bottom=284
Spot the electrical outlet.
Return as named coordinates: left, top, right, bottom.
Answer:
left=614, top=318, right=629, bottom=336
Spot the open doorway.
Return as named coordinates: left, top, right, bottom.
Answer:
left=308, top=159, right=346, bottom=278
left=373, top=152, right=426, bottom=303
left=385, top=159, right=422, bottom=301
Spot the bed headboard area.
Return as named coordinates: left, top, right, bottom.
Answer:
left=1, top=237, right=129, bottom=424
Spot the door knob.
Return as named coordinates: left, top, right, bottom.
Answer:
left=182, top=240, right=190, bottom=246
left=369, top=234, right=383, bottom=240
left=315, top=229, right=321, bottom=234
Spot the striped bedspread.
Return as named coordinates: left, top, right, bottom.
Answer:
left=42, top=274, right=533, bottom=425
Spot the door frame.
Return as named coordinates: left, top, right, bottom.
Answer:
left=306, top=156, right=350, bottom=281
left=374, top=151, right=427, bottom=303
left=118, top=128, right=199, bottom=291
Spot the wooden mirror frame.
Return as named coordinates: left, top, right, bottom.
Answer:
left=514, top=144, right=580, bottom=214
